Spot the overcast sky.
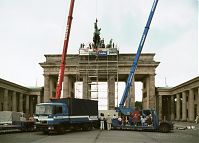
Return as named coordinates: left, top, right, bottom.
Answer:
left=0, top=0, right=198, bottom=99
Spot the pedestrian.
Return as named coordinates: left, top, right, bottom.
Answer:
left=118, top=116, right=122, bottom=125
left=99, top=113, right=105, bottom=130
left=195, top=115, right=199, bottom=124
left=112, top=114, right=117, bottom=119
left=106, top=113, right=112, bottom=131
left=141, top=116, right=146, bottom=126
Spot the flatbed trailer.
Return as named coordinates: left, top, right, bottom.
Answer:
left=112, top=109, right=173, bottom=133
left=0, top=121, right=34, bottom=132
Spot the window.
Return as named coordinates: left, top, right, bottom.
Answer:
left=53, top=106, right=63, bottom=114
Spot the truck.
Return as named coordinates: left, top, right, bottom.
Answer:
left=0, top=111, right=34, bottom=133
left=112, top=0, right=173, bottom=133
left=34, top=98, right=98, bottom=133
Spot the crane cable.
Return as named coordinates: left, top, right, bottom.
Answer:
left=95, top=0, right=98, bottom=19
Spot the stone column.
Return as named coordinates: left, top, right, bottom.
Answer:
left=83, top=75, right=87, bottom=99
left=176, top=93, right=181, bottom=120
left=142, top=84, right=146, bottom=109
left=3, top=89, right=8, bottom=111
left=19, top=93, right=23, bottom=112
left=126, top=77, right=135, bottom=107
left=12, top=91, right=17, bottom=112
left=159, top=95, right=162, bottom=120
left=142, top=77, right=149, bottom=109
left=197, top=88, right=199, bottom=116
left=49, top=76, right=55, bottom=98
left=44, top=74, right=50, bottom=102
left=182, top=92, right=187, bottom=121
left=142, top=75, right=155, bottom=109
left=37, top=95, right=41, bottom=104
left=108, top=76, right=115, bottom=110
left=87, top=82, right=91, bottom=99
left=26, top=95, right=29, bottom=114
left=0, top=89, right=2, bottom=111
left=82, top=75, right=91, bottom=99
left=149, top=75, right=156, bottom=109
left=63, top=75, right=70, bottom=98
left=71, top=78, right=75, bottom=98
left=29, top=96, right=33, bottom=115
left=170, top=95, right=175, bottom=120
left=188, top=89, right=194, bottom=121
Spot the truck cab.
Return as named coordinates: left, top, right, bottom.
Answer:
left=34, top=102, right=69, bottom=133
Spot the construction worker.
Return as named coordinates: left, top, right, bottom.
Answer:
left=112, top=114, right=117, bottom=119
left=106, top=113, right=112, bottom=131
left=195, top=115, right=199, bottom=124
left=99, top=113, right=105, bottom=130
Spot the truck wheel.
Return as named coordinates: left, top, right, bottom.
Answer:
left=159, top=123, right=170, bottom=133
left=82, top=123, right=92, bottom=131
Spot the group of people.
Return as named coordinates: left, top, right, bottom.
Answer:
left=99, top=111, right=199, bottom=131
left=99, top=110, right=153, bottom=131
left=99, top=113, right=116, bottom=131
left=114, top=110, right=152, bottom=127
left=130, top=109, right=153, bottom=126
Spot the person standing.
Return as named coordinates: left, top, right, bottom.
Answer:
left=112, top=114, right=117, bottom=119
left=100, top=113, right=105, bottom=130
left=141, top=116, right=146, bottom=126
left=106, top=113, right=112, bottom=131
left=195, top=115, right=199, bottom=124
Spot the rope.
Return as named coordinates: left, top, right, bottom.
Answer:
left=95, top=0, right=98, bottom=19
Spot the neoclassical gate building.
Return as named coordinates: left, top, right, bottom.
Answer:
left=40, top=50, right=159, bottom=110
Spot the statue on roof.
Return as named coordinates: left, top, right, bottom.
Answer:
left=93, top=19, right=101, bottom=49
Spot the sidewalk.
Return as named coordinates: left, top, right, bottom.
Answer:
left=173, top=121, right=199, bottom=130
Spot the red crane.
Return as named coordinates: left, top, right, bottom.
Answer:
left=55, top=0, right=75, bottom=99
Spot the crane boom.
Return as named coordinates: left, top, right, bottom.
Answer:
left=119, top=0, right=158, bottom=107
left=55, top=0, right=75, bottom=99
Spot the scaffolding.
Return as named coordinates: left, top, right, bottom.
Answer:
left=76, top=47, right=119, bottom=109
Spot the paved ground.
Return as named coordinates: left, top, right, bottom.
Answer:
left=173, top=121, right=199, bottom=129
left=0, top=122, right=198, bottom=143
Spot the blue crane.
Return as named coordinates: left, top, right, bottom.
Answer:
left=116, top=0, right=159, bottom=114
left=113, top=0, right=173, bottom=133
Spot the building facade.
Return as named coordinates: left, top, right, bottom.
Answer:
left=0, top=78, right=43, bottom=115
left=156, top=76, right=199, bottom=122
